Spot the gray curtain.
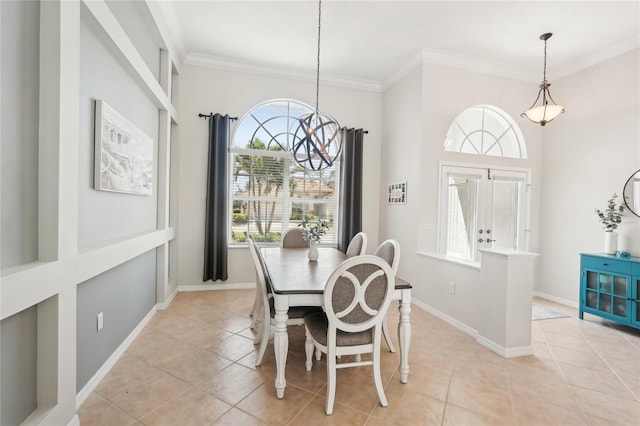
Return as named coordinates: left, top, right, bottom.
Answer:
left=203, top=113, right=232, bottom=282
left=338, top=128, right=365, bottom=252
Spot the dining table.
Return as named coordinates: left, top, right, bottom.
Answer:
left=261, top=246, right=413, bottom=399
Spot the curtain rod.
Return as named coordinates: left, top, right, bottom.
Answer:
left=340, top=127, right=368, bottom=134
left=198, top=113, right=238, bottom=121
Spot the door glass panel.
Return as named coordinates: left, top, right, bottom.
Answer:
left=586, top=271, right=598, bottom=289
left=613, top=276, right=627, bottom=297
left=491, top=179, right=521, bottom=249
left=586, top=290, right=597, bottom=308
left=599, top=294, right=612, bottom=313
left=446, top=174, right=479, bottom=259
left=613, top=297, right=626, bottom=317
left=599, top=274, right=613, bottom=293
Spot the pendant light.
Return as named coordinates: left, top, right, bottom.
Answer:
left=291, top=0, right=342, bottom=171
left=521, top=33, right=564, bottom=126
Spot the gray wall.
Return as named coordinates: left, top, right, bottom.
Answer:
left=79, top=7, right=159, bottom=250
left=105, top=0, right=163, bottom=84
left=1, top=306, right=37, bottom=426
left=1, top=0, right=40, bottom=269
left=1, top=1, right=163, bottom=422
left=76, top=250, right=156, bottom=390
left=0, top=1, right=40, bottom=423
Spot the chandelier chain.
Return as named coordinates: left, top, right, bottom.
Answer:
left=315, top=0, right=322, bottom=115
left=542, top=38, right=547, bottom=83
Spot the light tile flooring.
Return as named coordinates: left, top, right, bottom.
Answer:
left=78, top=291, right=640, bottom=425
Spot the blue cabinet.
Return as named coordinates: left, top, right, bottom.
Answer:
left=579, top=253, right=640, bottom=330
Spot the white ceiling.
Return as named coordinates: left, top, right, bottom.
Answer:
left=158, top=1, right=640, bottom=89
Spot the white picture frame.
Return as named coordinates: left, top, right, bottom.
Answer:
left=94, top=100, right=153, bottom=195
left=388, top=181, right=407, bottom=204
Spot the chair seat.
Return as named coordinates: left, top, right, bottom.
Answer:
left=305, top=311, right=373, bottom=346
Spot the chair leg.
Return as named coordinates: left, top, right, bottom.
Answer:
left=304, top=328, right=314, bottom=371
left=315, top=347, right=322, bottom=361
left=382, top=316, right=396, bottom=352
left=325, top=351, right=337, bottom=415
left=249, top=281, right=260, bottom=329
left=255, top=320, right=270, bottom=366
left=372, top=344, right=388, bottom=407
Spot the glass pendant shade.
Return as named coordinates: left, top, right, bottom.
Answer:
left=292, top=112, right=342, bottom=171
left=522, top=82, right=564, bottom=126
left=522, top=33, right=564, bottom=126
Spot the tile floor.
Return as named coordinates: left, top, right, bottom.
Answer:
left=78, top=291, right=640, bottom=425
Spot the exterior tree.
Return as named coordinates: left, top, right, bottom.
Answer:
left=234, top=138, right=284, bottom=236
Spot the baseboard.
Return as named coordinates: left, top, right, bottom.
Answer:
left=475, top=334, right=533, bottom=358
left=411, top=298, right=479, bottom=337
left=179, top=282, right=254, bottom=291
left=533, top=291, right=578, bottom=309
left=412, top=298, right=533, bottom=358
left=75, top=306, right=157, bottom=408
left=157, top=285, right=179, bottom=310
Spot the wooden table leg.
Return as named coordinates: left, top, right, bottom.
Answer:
left=273, top=297, right=289, bottom=398
left=398, top=291, right=411, bottom=384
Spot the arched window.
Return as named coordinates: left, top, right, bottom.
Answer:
left=444, top=105, right=527, bottom=159
left=229, top=99, right=339, bottom=245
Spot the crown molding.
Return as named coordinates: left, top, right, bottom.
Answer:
left=183, top=52, right=383, bottom=93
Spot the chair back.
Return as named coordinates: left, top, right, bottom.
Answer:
left=323, top=255, right=395, bottom=337
left=345, top=232, right=367, bottom=256
left=246, top=235, right=272, bottom=303
left=281, top=227, right=309, bottom=248
left=374, top=239, right=400, bottom=274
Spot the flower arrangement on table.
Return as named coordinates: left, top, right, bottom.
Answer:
left=298, top=217, right=328, bottom=244
left=595, top=193, right=625, bottom=232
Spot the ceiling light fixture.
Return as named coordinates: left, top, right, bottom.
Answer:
left=291, top=0, right=342, bottom=171
left=521, top=33, right=565, bottom=126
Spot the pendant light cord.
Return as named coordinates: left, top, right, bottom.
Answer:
left=315, top=0, right=322, bottom=116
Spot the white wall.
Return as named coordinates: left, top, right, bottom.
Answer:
left=380, top=61, right=543, bottom=329
left=176, top=64, right=383, bottom=286
left=538, top=49, right=640, bottom=303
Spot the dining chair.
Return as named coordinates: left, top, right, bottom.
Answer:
left=303, top=255, right=395, bottom=415
left=345, top=231, right=367, bottom=256
left=374, top=239, right=400, bottom=353
left=245, top=232, right=264, bottom=330
left=246, top=236, right=321, bottom=366
left=280, top=227, right=309, bottom=248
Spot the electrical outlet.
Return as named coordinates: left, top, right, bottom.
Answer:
left=97, top=312, right=104, bottom=331
left=449, top=282, right=456, bottom=294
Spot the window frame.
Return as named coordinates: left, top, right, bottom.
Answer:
left=228, top=99, right=341, bottom=247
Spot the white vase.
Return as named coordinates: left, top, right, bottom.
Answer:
left=308, top=241, right=319, bottom=261
left=604, top=232, right=618, bottom=255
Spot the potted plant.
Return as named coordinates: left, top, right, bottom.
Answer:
left=595, top=193, right=625, bottom=254
left=299, top=217, right=328, bottom=261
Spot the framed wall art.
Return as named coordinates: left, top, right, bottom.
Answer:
left=94, top=100, right=153, bottom=196
left=388, top=181, right=407, bottom=204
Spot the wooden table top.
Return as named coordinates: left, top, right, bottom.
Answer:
left=261, top=247, right=412, bottom=295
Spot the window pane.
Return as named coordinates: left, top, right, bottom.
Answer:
left=446, top=174, right=479, bottom=259
left=230, top=99, right=339, bottom=245
left=491, top=179, right=521, bottom=250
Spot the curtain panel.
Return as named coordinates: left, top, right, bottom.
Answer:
left=338, top=128, right=365, bottom=252
left=203, top=113, right=233, bottom=282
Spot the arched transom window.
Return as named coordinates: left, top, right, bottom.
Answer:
left=444, top=105, right=527, bottom=159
